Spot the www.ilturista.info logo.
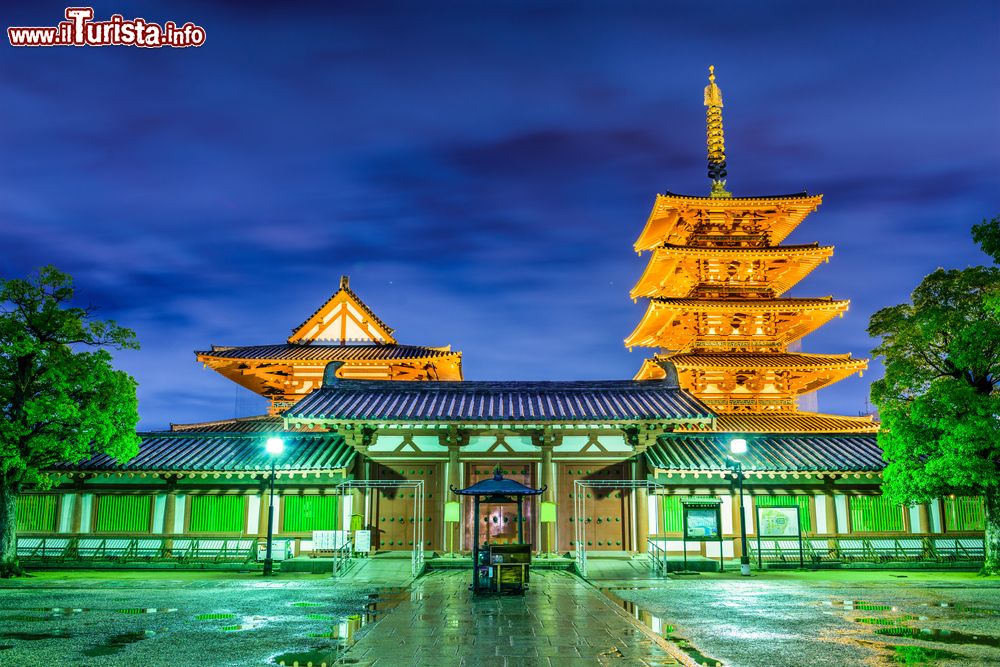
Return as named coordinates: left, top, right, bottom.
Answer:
left=8, top=7, right=206, bottom=48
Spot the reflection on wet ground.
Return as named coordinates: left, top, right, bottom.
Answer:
left=0, top=577, right=392, bottom=666
left=611, top=577, right=1000, bottom=667
left=600, top=588, right=723, bottom=667
left=273, top=589, right=410, bottom=667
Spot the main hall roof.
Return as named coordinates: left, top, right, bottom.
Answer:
left=284, top=379, right=714, bottom=424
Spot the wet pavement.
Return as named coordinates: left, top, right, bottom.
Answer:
left=0, top=567, right=997, bottom=666
left=609, top=571, right=1000, bottom=667
left=0, top=572, right=386, bottom=666
left=338, top=569, right=684, bottom=666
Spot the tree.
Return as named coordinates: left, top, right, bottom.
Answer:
left=0, top=267, right=140, bottom=577
left=868, top=216, right=1000, bottom=574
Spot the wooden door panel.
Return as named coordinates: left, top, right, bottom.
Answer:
left=371, top=463, right=442, bottom=551
left=559, top=462, right=630, bottom=552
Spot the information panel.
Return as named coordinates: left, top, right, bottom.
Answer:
left=758, top=506, right=799, bottom=537
left=685, top=507, right=720, bottom=539
left=353, top=529, right=372, bottom=553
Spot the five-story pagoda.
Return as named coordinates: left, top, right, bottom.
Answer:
left=627, top=66, right=877, bottom=435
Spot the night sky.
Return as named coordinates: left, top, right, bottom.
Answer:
left=4, top=1, right=998, bottom=430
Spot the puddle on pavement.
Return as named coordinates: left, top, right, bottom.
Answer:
left=824, top=600, right=893, bottom=611
left=601, top=589, right=722, bottom=667
left=890, top=645, right=964, bottom=665
left=873, top=626, right=1000, bottom=648
left=273, top=589, right=409, bottom=666
left=82, top=631, right=152, bottom=657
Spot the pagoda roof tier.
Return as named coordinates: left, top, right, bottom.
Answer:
left=636, top=352, right=868, bottom=402
left=676, top=412, right=880, bottom=434
left=197, top=343, right=457, bottom=363
left=630, top=244, right=834, bottom=299
left=624, top=297, right=849, bottom=350
left=634, top=192, right=824, bottom=252
left=646, top=432, right=883, bottom=474
left=666, top=351, right=865, bottom=369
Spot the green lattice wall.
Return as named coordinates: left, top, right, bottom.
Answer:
left=943, top=496, right=985, bottom=531
left=849, top=495, right=905, bottom=532
left=283, top=495, right=339, bottom=532
left=754, top=495, right=812, bottom=532
left=17, top=494, right=58, bottom=532
left=95, top=495, right=152, bottom=533
left=188, top=495, right=246, bottom=533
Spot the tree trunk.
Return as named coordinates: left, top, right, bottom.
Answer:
left=985, top=487, right=1000, bottom=576
left=0, top=478, right=22, bottom=578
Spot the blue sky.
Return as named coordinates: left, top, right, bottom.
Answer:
left=3, top=1, right=998, bottom=429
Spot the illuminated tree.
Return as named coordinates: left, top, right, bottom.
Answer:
left=0, top=267, right=140, bottom=577
left=869, top=217, right=1000, bottom=574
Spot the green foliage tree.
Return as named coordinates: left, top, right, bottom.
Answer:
left=0, top=267, right=140, bottom=577
left=868, top=216, right=1000, bottom=574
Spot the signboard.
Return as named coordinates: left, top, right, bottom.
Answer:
left=684, top=506, right=720, bottom=540
left=755, top=505, right=804, bottom=568
left=257, top=539, right=292, bottom=561
left=312, top=530, right=349, bottom=551
left=353, top=530, right=372, bottom=554
left=679, top=499, right=724, bottom=572
left=758, top=506, right=799, bottom=538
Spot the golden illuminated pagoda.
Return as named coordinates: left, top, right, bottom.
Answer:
left=628, top=66, right=877, bottom=434
left=197, top=276, right=463, bottom=414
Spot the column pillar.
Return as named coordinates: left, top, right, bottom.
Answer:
left=162, top=483, right=177, bottom=557
left=351, top=453, right=367, bottom=532
left=634, top=453, right=649, bottom=554
left=540, top=444, right=554, bottom=555
left=918, top=502, right=931, bottom=534
left=70, top=491, right=84, bottom=534
left=448, top=444, right=461, bottom=554
left=824, top=494, right=837, bottom=534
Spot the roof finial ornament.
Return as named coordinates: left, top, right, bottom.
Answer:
left=339, top=275, right=350, bottom=290
left=704, top=65, right=731, bottom=198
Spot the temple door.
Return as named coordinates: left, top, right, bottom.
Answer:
left=371, top=463, right=442, bottom=552
left=559, top=462, right=631, bottom=552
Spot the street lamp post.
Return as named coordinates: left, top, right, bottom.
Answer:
left=263, top=436, right=285, bottom=576
left=726, top=437, right=752, bottom=577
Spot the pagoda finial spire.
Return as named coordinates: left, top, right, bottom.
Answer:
left=704, top=65, right=731, bottom=198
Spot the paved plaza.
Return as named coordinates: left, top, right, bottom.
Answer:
left=0, top=566, right=997, bottom=666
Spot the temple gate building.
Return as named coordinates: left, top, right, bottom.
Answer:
left=16, top=69, right=985, bottom=567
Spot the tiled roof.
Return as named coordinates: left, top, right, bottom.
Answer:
left=285, top=380, right=714, bottom=424
left=655, top=243, right=832, bottom=257
left=52, top=432, right=354, bottom=473
left=649, top=297, right=847, bottom=310
left=699, top=413, right=880, bottom=434
left=662, top=191, right=816, bottom=201
left=666, top=352, right=864, bottom=369
left=196, top=343, right=457, bottom=362
left=646, top=433, right=884, bottom=473
left=170, top=416, right=284, bottom=433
